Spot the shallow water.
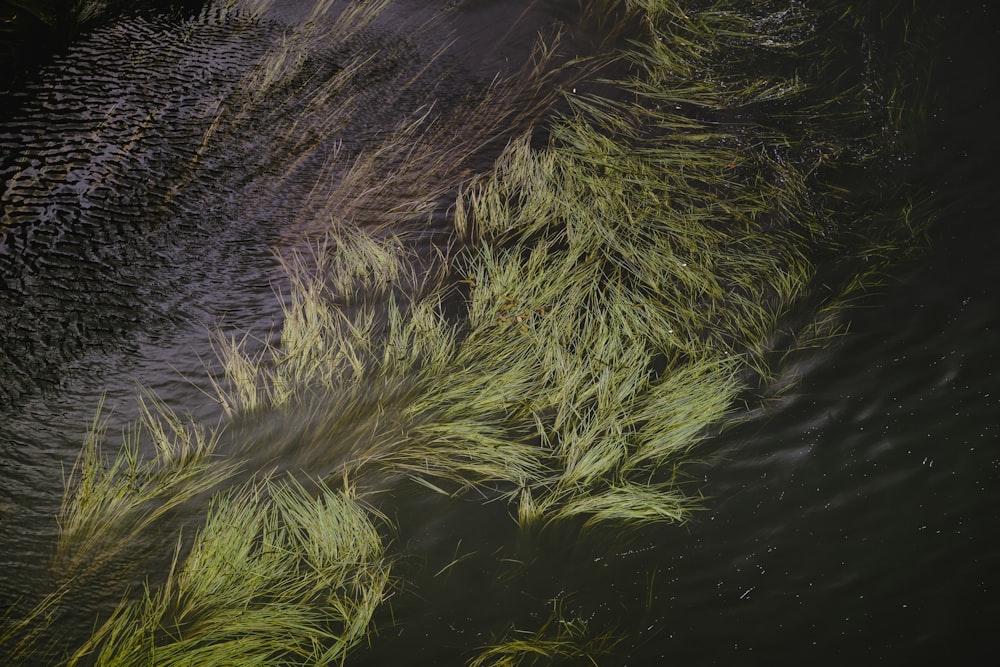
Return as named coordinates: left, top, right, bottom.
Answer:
left=1, top=1, right=998, bottom=664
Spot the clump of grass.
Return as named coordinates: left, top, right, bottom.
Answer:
left=55, top=394, right=238, bottom=582
left=468, top=600, right=622, bottom=667
left=63, top=477, right=391, bottom=667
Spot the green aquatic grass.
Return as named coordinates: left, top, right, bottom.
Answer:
left=63, top=478, right=390, bottom=667
left=1, top=0, right=931, bottom=663
left=270, top=32, right=571, bottom=243
left=203, top=0, right=926, bottom=534
left=55, top=394, right=238, bottom=582
left=468, top=600, right=622, bottom=667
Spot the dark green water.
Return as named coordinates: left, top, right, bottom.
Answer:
left=1, top=1, right=998, bottom=664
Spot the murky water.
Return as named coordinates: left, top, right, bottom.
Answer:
left=2, top=1, right=997, bottom=664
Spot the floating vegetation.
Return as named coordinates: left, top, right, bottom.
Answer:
left=468, top=600, right=623, bottom=667
left=54, top=394, right=237, bottom=581
left=1, top=0, right=931, bottom=663
left=62, top=477, right=391, bottom=667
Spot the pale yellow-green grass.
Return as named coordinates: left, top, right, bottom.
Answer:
left=55, top=394, right=238, bottom=581
left=63, top=478, right=390, bottom=667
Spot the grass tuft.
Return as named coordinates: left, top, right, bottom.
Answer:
left=63, top=477, right=390, bottom=667
left=468, top=600, right=622, bottom=667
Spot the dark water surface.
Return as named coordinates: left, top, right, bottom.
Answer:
left=611, top=5, right=1000, bottom=662
left=2, top=1, right=998, bottom=664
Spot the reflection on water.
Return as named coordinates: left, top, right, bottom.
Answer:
left=2, top=0, right=998, bottom=664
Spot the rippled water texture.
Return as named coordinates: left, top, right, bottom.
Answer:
left=1, top=1, right=998, bottom=664
left=0, top=1, right=525, bottom=408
